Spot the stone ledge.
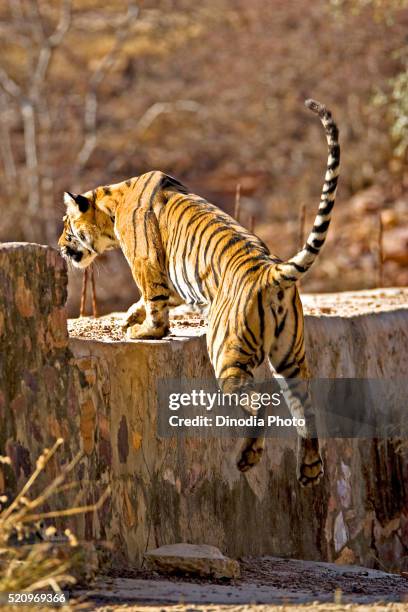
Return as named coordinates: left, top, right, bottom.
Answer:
left=67, top=288, right=408, bottom=345
left=302, top=287, right=408, bottom=317
left=66, top=289, right=408, bottom=570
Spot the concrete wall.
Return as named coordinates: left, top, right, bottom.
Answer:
left=1, top=243, right=407, bottom=572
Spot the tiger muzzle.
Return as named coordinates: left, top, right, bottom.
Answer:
left=64, top=246, right=83, bottom=263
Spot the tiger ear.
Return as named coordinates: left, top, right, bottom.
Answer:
left=64, top=191, right=90, bottom=214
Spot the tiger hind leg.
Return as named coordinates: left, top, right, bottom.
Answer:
left=208, top=313, right=266, bottom=473
left=238, top=437, right=265, bottom=473
left=268, top=327, right=323, bottom=487
left=217, top=372, right=266, bottom=473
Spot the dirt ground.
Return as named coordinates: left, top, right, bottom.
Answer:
left=74, top=557, right=408, bottom=610
left=94, top=605, right=408, bottom=612
left=67, top=306, right=207, bottom=341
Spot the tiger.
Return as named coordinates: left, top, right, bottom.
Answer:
left=59, top=99, right=340, bottom=486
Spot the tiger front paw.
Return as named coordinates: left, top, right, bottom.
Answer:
left=121, top=302, right=146, bottom=330
left=126, top=322, right=169, bottom=340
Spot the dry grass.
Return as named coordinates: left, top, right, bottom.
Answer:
left=0, top=440, right=109, bottom=608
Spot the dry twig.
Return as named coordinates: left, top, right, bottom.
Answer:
left=79, top=269, right=88, bottom=318
left=90, top=266, right=98, bottom=318
left=0, top=0, right=73, bottom=240
left=299, top=202, right=306, bottom=250
left=0, top=0, right=138, bottom=242
left=136, top=100, right=202, bottom=135
left=76, top=1, right=139, bottom=173
left=378, top=211, right=384, bottom=288
left=234, top=183, right=241, bottom=222
left=79, top=266, right=98, bottom=317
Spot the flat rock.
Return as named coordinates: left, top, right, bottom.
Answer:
left=144, top=543, right=240, bottom=579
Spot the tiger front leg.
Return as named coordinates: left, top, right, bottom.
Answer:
left=125, top=208, right=170, bottom=340
left=126, top=262, right=170, bottom=340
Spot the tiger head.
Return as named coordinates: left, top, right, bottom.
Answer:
left=58, top=191, right=118, bottom=268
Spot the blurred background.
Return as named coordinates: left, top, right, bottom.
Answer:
left=0, top=0, right=407, bottom=316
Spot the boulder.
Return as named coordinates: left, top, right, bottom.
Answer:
left=144, top=543, right=240, bottom=579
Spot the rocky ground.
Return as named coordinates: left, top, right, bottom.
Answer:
left=73, top=557, right=408, bottom=610
left=91, top=606, right=408, bottom=612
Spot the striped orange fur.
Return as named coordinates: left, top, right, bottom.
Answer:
left=59, top=99, right=340, bottom=484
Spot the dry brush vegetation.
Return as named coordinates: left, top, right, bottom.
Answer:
left=0, top=440, right=109, bottom=608
left=0, top=0, right=407, bottom=314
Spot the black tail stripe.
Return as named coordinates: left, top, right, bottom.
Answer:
left=319, top=201, right=335, bottom=215
left=323, top=180, right=338, bottom=194
left=305, top=243, right=319, bottom=255
left=290, top=262, right=307, bottom=273
left=312, top=220, right=330, bottom=233
left=311, top=238, right=325, bottom=248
